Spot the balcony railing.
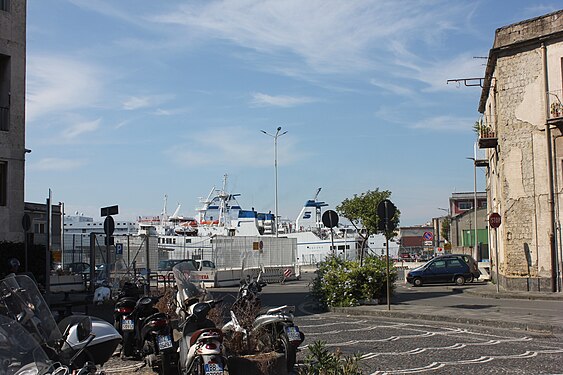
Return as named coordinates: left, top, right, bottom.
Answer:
left=549, top=90, right=563, bottom=126
left=478, top=127, right=497, bottom=149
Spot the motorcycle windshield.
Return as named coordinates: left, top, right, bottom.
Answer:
left=0, top=315, right=52, bottom=375
left=172, top=261, right=202, bottom=301
left=0, top=275, right=62, bottom=344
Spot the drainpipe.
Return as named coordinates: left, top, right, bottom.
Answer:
left=541, top=43, right=557, bottom=292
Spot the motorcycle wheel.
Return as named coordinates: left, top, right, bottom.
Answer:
left=121, top=331, right=135, bottom=358
left=158, top=352, right=174, bottom=375
left=275, top=332, right=296, bottom=372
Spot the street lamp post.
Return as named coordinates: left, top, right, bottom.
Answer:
left=466, top=156, right=478, bottom=261
left=261, top=127, right=287, bottom=237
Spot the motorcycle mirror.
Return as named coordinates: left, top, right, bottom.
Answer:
left=76, top=316, right=93, bottom=342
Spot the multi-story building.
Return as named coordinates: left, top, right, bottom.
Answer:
left=0, top=0, right=26, bottom=243
left=478, top=10, right=563, bottom=292
left=448, top=192, right=488, bottom=261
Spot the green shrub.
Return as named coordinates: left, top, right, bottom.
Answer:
left=298, top=340, right=363, bottom=375
left=310, top=255, right=397, bottom=308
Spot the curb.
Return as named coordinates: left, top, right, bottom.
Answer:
left=460, top=287, right=563, bottom=301
left=329, top=306, right=562, bottom=335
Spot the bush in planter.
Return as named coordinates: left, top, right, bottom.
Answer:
left=310, top=255, right=397, bottom=308
left=298, top=340, right=363, bottom=375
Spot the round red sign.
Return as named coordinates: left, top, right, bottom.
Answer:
left=489, top=213, right=501, bottom=228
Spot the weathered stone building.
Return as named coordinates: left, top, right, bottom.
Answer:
left=479, top=10, right=563, bottom=292
left=0, top=1, right=27, bottom=243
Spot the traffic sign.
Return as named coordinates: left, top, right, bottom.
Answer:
left=101, top=205, right=119, bottom=217
left=423, top=231, right=433, bottom=241
left=377, top=199, right=397, bottom=232
left=322, top=210, right=339, bottom=228
left=104, top=215, right=115, bottom=236
left=115, top=243, right=123, bottom=255
left=22, top=214, right=31, bottom=232
left=489, top=213, right=502, bottom=228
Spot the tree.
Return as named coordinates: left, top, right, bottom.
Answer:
left=441, top=216, right=451, bottom=243
left=336, top=189, right=400, bottom=264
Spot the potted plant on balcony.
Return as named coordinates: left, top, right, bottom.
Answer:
left=473, top=120, right=494, bottom=138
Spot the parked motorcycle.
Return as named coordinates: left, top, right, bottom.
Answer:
left=222, top=271, right=305, bottom=372
left=173, top=261, right=228, bottom=375
left=119, top=293, right=176, bottom=375
left=0, top=274, right=121, bottom=370
left=0, top=314, right=99, bottom=375
left=113, top=280, right=145, bottom=357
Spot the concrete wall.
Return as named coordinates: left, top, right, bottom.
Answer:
left=481, top=11, right=563, bottom=291
left=0, top=1, right=26, bottom=243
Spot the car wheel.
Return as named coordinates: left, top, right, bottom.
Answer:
left=413, top=277, right=423, bottom=287
left=455, top=275, right=465, bottom=286
left=468, top=275, right=475, bottom=283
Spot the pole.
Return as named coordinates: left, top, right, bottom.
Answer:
left=473, top=145, right=478, bottom=261
left=330, top=228, right=335, bottom=256
left=145, top=234, right=150, bottom=295
left=261, top=127, right=287, bottom=237
left=495, top=227, right=500, bottom=293
left=45, top=190, right=51, bottom=303
left=274, top=132, right=279, bottom=237
left=386, top=237, right=390, bottom=311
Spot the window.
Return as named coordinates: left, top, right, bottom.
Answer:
left=0, top=0, right=8, bottom=12
left=446, top=259, right=464, bottom=268
left=458, top=201, right=473, bottom=210
left=0, top=161, right=6, bottom=206
left=430, top=260, right=446, bottom=269
left=0, top=55, right=9, bottom=131
left=34, top=222, right=45, bottom=234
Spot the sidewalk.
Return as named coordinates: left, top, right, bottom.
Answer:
left=331, top=282, right=563, bottom=336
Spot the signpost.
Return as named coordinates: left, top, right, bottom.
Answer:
left=489, top=213, right=502, bottom=292
left=322, top=210, right=339, bottom=256
left=376, top=199, right=398, bottom=312
left=102, top=206, right=118, bottom=281
left=22, top=214, right=31, bottom=272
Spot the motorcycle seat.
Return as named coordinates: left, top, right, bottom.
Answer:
left=189, top=328, right=222, bottom=347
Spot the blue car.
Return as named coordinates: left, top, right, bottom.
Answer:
left=406, top=254, right=479, bottom=287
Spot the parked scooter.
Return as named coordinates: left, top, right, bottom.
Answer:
left=222, top=271, right=305, bottom=372
left=113, top=279, right=145, bottom=357
left=173, top=261, right=228, bottom=375
left=0, top=314, right=98, bottom=375
left=0, top=274, right=121, bottom=370
left=119, top=294, right=176, bottom=375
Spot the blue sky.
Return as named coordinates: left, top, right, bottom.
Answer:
left=24, top=1, right=561, bottom=226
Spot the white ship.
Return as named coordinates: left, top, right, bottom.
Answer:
left=140, top=177, right=361, bottom=265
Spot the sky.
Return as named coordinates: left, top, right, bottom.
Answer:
left=24, top=0, right=561, bottom=226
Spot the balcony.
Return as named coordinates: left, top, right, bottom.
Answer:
left=478, top=128, right=497, bottom=149
left=548, top=90, right=563, bottom=128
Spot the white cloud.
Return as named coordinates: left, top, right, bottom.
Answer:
left=250, top=93, right=316, bottom=107
left=122, top=96, right=151, bottom=110
left=63, top=119, right=101, bottom=140
left=122, top=94, right=175, bottom=111
left=151, top=0, right=475, bottom=75
left=165, top=126, right=302, bottom=167
left=28, top=158, right=86, bottom=171
left=26, top=56, right=104, bottom=122
left=411, top=116, right=476, bottom=132
left=369, top=80, right=414, bottom=97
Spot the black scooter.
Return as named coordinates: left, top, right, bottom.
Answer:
left=120, top=295, right=176, bottom=375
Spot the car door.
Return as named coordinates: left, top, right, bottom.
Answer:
left=445, top=258, right=467, bottom=282
left=425, top=259, right=447, bottom=283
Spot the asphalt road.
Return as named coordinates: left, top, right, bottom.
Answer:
left=97, top=272, right=563, bottom=374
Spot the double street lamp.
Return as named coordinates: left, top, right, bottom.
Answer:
left=261, top=127, right=287, bottom=237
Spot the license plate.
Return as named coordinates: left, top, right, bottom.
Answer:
left=204, top=362, right=224, bottom=375
left=286, top=326, right=301, bottom=342
left=157, top=334, right=173, bottom=350
left=122, top=318, right=134, bottom=331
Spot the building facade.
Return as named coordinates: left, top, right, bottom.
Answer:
left=0, top=0, right=26, bottom=243
left=449, top=192, right=488, bottom=261
left=479, top=10, right=563, bottom=292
